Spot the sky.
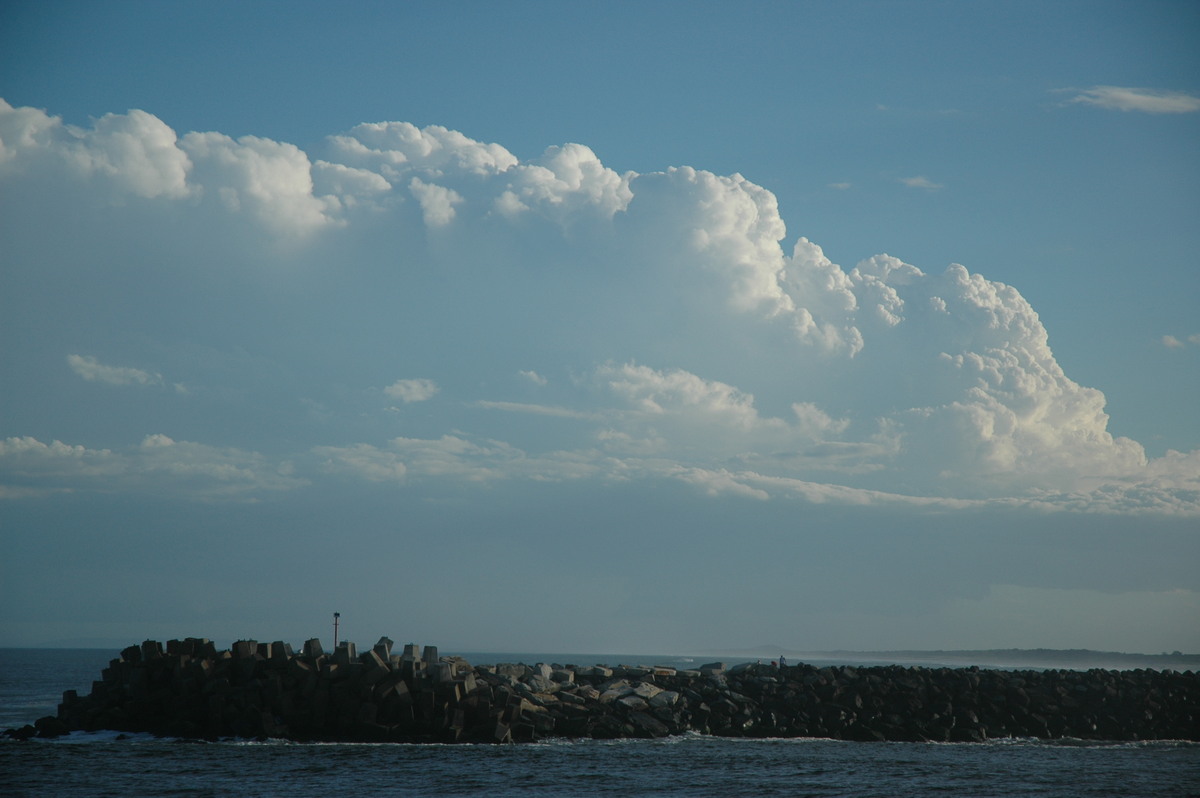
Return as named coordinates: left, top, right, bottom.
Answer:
left=1, top=0, right=1198, bottom=655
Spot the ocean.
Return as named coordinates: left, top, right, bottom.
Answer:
left=2, top=648, right=1197, bottom=797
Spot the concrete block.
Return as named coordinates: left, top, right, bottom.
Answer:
left=617, top=666, right=651, bottom=678
left=375, top=674, right=405, bottom=701
left=649, top=690, right=680, bottom=708
left=193, top=639, right=218, bottom=659
left=461, top=672, right=478, bottom=694
left=527, top=675, right=558, bottom=694
left=599, top=680, right=635, bottom=703
left=400, top=659, right=422, bottom=681
left=334, top=642, right=357, bottom=667
left=402, top=643, right=420, bottom=662
left=422, top=645, right=438, bottom=666
left=444, top=657, right=472, bottom=677
left=374, top=637, right=394, bottom=658
left=413, top=691, right=436, bottom=722
left=627, top=710, right=670, bottom=737
left=303, top=639, right=324, bottom=659
left=286, top=657, right=312, bottom=676
left=360, top=651, right=390, bottom=686
left=633, top=682, right=663, bottom=701
left=232, top=640, right=257, bottom=659
left=496, top=663, right=529, bottom=680
left=577, top=666, right=612, bottom=679
left=437, top=681, right=464, bottom=705
left=235, top=656, right=260, bottom=682
left=191, top=658, right=213, bottom=680
left=35, top=716, right=69, bottom=738
left=391, top=679, right=412, bottom=704
left=618, top=695, right=649, bottom=712
left=574, top=685, right=602, bottom=701
left=529, top=711, right=556, bottom=735
left=168, top=652, right=191, bottom=673
left=359, top=667, right=386, bottom=688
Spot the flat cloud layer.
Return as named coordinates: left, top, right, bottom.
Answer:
left=1, top=99, right=1198, bottom=653
left=0, top=98, right=1195, bottom=515
left=1066, top=85, right=1200, bottom=114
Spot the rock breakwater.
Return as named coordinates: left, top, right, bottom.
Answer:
left=6, top=637, right=1197, bottom=743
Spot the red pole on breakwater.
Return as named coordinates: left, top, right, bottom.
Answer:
left=333, top=612, right=340, bottom=648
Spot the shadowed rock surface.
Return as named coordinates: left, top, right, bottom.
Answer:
left=5, top=637, right=1197, bottom=743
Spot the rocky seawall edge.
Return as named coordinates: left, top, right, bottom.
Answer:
left=5, top=637, right=1197, bottom=743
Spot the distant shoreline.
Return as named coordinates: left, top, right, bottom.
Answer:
left=4, top=644, right=1196, bottom=671
left=701, top=647, right=1200, bottom=670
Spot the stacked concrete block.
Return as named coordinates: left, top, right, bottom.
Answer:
left=7, top=637, right=1197, bottom=744
left=495, top=663, right=530, bottom=681
left=231, top=640, right=257, bottom=659
left=432, top=662, right=454, bottom=684
left=333, top=642, right=357, bottom=667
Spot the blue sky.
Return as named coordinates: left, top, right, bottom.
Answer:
left=1, top=0, right=1198, bottom=654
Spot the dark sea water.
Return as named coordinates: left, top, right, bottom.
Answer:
left=2, top=648, right=1198, bottom=797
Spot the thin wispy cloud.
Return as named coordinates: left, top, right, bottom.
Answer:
left=0, top=434, right=305, bottom=499
left=67, top=354, right=162, bottom=387
left=473, top=400, right=601, bottom=421
left=899, top=176, right=944, bottom=190
left=1162, top=334, right=1200, bottom=349
left=1064, top=86, right=1200, bottom=114
left=519, top=369, right=548, bottom=386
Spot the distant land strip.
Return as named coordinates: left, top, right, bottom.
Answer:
left=706, top=648, right=1200, bottom=670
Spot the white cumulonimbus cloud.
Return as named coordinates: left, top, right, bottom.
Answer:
left=0, top=98, right=1197, bottom=514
